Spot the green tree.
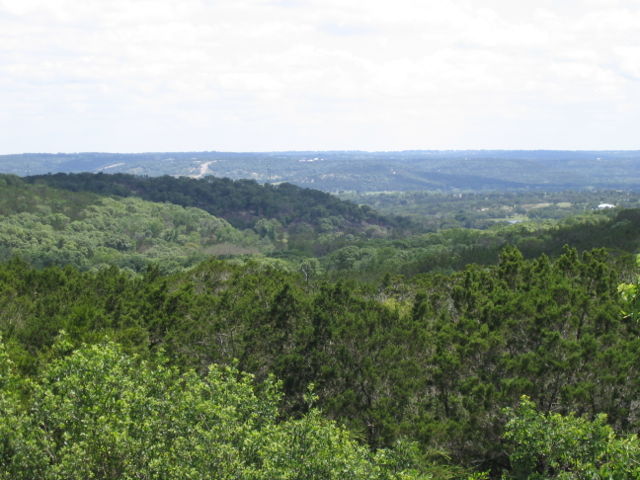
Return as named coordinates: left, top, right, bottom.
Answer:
left=0, top=339, right=444, bottom=479
left=504, top=396, right=640, bottom=479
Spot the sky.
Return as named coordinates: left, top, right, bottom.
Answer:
left=1, top=0, right=640, bottom=153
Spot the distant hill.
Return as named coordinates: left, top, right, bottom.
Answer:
left=0, top=174, right=265, bottom=271
left=4, top=150, right=640, bottom=192
left=24, top=173, right=411, bottom=257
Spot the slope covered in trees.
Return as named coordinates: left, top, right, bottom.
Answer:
left=6, top=173, right=640, bottom=280
left=25, top=172, right=411, bottom=238
left=11, top=173, right=640, bottom=279
left=0, top=175, right=267, bottom=271
left=320, top=208, right=640, bottom=279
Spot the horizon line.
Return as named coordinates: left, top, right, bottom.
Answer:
left=3, top=148, right=640, bottom=156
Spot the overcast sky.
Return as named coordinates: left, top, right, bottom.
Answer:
left=1, top=0, right=639, bottom=153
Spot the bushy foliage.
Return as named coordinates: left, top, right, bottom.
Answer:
left=0, top=339, right=440, bottom=479
left=320, top=209, right=640, bottom=279
left=3, top=173, right=640, bottom=476
left=503, top=396, right=640, bottom=479
left=1, top=246, right=637, bottom=473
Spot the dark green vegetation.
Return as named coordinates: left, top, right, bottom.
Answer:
left=4, top=149, right=640, bottom=191
left=2, top=247, right=640, bottom=477
left=320, top=207, right=640, bottom=280
left=3, top=171, right=640, bottom=478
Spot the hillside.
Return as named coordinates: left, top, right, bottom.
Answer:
left=0, top=175, right=267, bottom=271
left=25, top=173, right=412, bottom=255
left=5, top=173, right=640, bottom=278
left=318, top=208, right=640, bottom=279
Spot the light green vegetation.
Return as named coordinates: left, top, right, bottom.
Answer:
left=0, top=339, right=448, bottom=480
left=0, top=177, right=269, bottom=271
left=504, top=397, right=640, bottom=479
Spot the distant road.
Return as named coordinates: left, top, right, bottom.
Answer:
left=191, top=161, right=215, bottom=178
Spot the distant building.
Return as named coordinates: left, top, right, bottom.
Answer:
left=597, top=203, right=615, bottom=210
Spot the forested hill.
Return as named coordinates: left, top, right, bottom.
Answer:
left=0, top=174, right=270, bottom=271
left=7, top=172, right=640, bottom=278
left=25, top=172, right=411, bottom=234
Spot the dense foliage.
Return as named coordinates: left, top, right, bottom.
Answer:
left=1, top=245, right=638, bottom=476
left=0, top=175, right=270, bottom=271
left=320, top=208, right=640, bottom=279
left=502, top=396, right=640, bottom=479
left=25, top=173, right=411, bottom=243
left=0, top=339, right=442, bottom=480
left=8, top=173, right=640, bottom=281
left=2, top=171, right=640, bottom=478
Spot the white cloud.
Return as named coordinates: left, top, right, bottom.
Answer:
left=1, top=0, right=639, bottom=152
